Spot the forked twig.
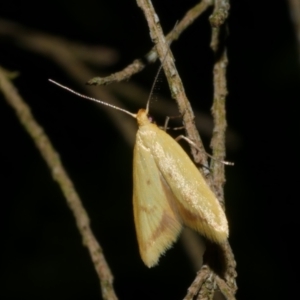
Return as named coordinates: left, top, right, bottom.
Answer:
left=136, top=3, right=237, bottom=299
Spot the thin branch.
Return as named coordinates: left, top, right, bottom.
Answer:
left=209, top=0, right=237, bottom=297
left=183, top=266, right=210, bottom=300
left=136, top=0, right=208, bottom=167
left=220, top=241, right=237, bottom=294
left=209, top=0, right=230, bottom=29
left=0, top=66, right=118, bottom=300
left=197, top=272, right=216, bottom=300
left=0, top=18, right=137, bottom=145
left=210, top=33, right=228, bottom=205
left=215, top=275, right=236, bottom=300
left=184, top=264, right=236, bottom=300
left=87, top=0, right=213, bottom=86
left=180, top=0, right=236, bottom=298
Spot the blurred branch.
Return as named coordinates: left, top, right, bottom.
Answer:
left=0, top=66, right=118, bottom=300
left=87, top=0, right=213, bottom=86
left=0, top=18, right=119, bottom=66
left=287, top=0, right=300, bottom=62
left=0, top=17, right=240, bottom=149
left=0, top=18, right=137, bottom=145
left=180, top=229, right=206, bottom=271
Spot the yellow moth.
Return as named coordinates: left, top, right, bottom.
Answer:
left=49, top=79, right=228, bottom=268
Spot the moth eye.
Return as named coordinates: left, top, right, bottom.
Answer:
left=148, top=115, right=153, bottom=123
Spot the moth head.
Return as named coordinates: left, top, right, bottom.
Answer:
left=136, top=109, right=152, bottom=126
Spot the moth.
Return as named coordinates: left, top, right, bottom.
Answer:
left=49, top=79, right=228, bottom=268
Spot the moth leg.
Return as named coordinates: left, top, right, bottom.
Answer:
left=175, top=135, right=234, bottom=166
left=162, top=114, right=184, bottom=132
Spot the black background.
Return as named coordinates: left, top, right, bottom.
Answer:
left=0, top=0, right=299, bottom=299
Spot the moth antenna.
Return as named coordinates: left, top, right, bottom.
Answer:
left=146, top=22, right=178, bottom=114
left=146, top=45, right=173, bottom=114
left=175, top=135, right=234, bottom=166
left=48, top=79, right=137, bottom=119
left=146, top=59, right=165, bottom=114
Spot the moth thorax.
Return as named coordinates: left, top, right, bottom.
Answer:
left=136, top=109, right=151, bottom=126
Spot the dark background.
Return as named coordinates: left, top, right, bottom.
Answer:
left=0, top=0, right=299, bottom=299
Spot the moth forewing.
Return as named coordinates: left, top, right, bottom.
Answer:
left=133, top=126, right=182, bottom=267
left=152, top=129, right=229, bottom=243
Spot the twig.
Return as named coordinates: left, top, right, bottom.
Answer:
left=220, top=240, right=237, bottom=294
left=184, top=265, right=236, bottom=300
left=0, top=66, right=118, bottom=300
left=136, top=0, right=208, bottom=167
left=183, top=266, right=210, bottom=300
left=215, top=275, right=235, bottom=300
left=210, top=28, right=229, bottom=205
left=197, top=271, right=216, bottom=300
left=209, top=0, right=230, bottom=29
left=209, top=0, right=237, bottom=297
left=88, top=0, right=213, bottom=86
left=209, top=0, right=230, bottom=54
left=181, top=0, right=236, bottom=298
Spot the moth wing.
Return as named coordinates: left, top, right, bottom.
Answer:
left=133, top=135, right=182, bottom=268
left=152, top=128, right=228, bottom=243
